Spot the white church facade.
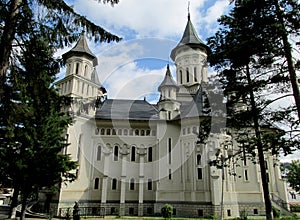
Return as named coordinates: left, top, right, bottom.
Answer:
left=52, top=14, right=289, bottom=218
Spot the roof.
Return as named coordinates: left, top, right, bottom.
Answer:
left=180, top=85, right=206, bottom=118
left=158, top=65, right=179, bottom=91
left=170, top=14, right=209, bottom=60
left=91, top=68, right=101, bottom=86
left=62, top=33, right=98, bottom=66
left=95, top=99, right=159, bottom=120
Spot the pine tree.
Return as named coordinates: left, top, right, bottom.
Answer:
left=0, top=33, right=77, bottom=219
left=0, top=0, right=121, bottom=86
left=207, top=0, right=300, bottom=219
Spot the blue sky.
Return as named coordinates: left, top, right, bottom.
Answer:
left=58, top=0, right=232, bottom=102
left=58, top=0, right=299, bottom=162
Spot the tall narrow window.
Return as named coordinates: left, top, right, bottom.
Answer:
left=168, top=138, right=172, bottom=164
left=194, top=67, right=197, bottom=81
left=244, top=170, right=249, bottom=181
left=197, top=154, right=201, bottom=165
left=94, top=178, right=99, bottom=189
left=114, top=146, right=119, bottom=161
left=186, top=68, right=190, bottom=83
left=84, top=65, right=88, bottom=76
left=112, top=178, right=117, bottom=190
left=131, top=146, right=136, bottom=161
left=179, top=70, right=183, bottom=84
left=197, top=168, right=203, bottom=180
left=130, top=178, right=135, bottom=190
left=81, top=83, right=85, bottom=94
left=148, top=147, right=153, bottom=162
left=75, top=63, right=79, bottom=75
left=242, top=146, right=247, bottom=166
left=168, top=169, right=172, bottom=180
left=77, top=134, right=82, bottom=161
left=148, top=179, right=152, bottom=190
left=97, top=145, right=101, bottom=161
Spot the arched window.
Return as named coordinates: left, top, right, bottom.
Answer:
left=179, top=70, right=183, bottom=84
left=124, top=129, right=128, bottom=136
left=106, top=129, right=111, bottom=135
left=94, top=178, right=99, bottom=189
left=112, top=178, right=117, bottom=190
left=135, top=129, right=139, bottom=136
left=130, top=178, right=135, bottom=190
left=97, top=145, right=101, bottom=161
left=75, top=63, right=80, bottom=75
left=100, top=128, right=105, bottom=135
left=114, top=146, right=119, bottom=161
left=186, top=68, right=190, bottom=83
left=84, top=65, right=88, bottom=76
left=131, top=146, right=136, bottom=162
left=118, top=129, right=122, bottom=135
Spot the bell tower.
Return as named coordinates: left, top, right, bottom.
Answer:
left=55, top=33, right=106, bottom=116
left=171, top=13, right=210, bottom=102
left=157, top=65, right=181, bottom=120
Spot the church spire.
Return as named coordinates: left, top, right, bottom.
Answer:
left=62, top=33, right=98, bottom=66
left=187, top=1, right=190, bottom=20
left=170, top=11, right=209, bottom=61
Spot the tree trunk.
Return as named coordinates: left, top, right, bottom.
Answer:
left=20, top=192, right=28, bottom=220
left=275, top=1, right=300, bottom=120
left=0, top=0, right=22, bottom=84
left=8, top=184, right=20, bottom=219
left=245, top=64, right=273, bottom=220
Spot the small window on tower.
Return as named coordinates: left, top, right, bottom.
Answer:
left=75, top=63, right=80, bottom=75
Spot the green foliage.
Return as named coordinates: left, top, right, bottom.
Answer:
left=272, top=206, right=280, bottom=218
left=286, top=160, right=300, bottom=192
left=161, top=204, right=173, bottom=219
left=0, top=32, right=77, bottom=219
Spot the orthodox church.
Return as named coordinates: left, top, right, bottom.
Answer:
left=52, top=14, right=289, bottom=218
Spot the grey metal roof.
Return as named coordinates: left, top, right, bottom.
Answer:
left=95, top=99, right=159, bottom=120
left=170, top=14, right=209, bottom=60
left=91, top=68, right=101, bottom=86
left=180, top=86, right=206, bottom=118
left=158, top=65, right=179, bottom=92
left=62, top=33, right=98, bottom=66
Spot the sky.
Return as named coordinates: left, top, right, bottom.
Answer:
left=58, top=0, right=232, bottom=102
left=58, top=0, right=300, bottom=162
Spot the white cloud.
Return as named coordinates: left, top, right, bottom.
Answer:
left=72, top=0, right=214, bottom=39
left=95, top=38, right=177, bottom=101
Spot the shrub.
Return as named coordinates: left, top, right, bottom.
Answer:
left=161, top=204, right=173, bottom=219
left=272, top=206, right=280, bottom=218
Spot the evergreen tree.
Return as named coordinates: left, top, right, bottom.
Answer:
left=0, top=0, right=121, bottom=86
left=207, top=0, right=300, bottom=219
left=0, top=33, right=77, bottom=219
left=286, top=160, right=300, bottom=192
